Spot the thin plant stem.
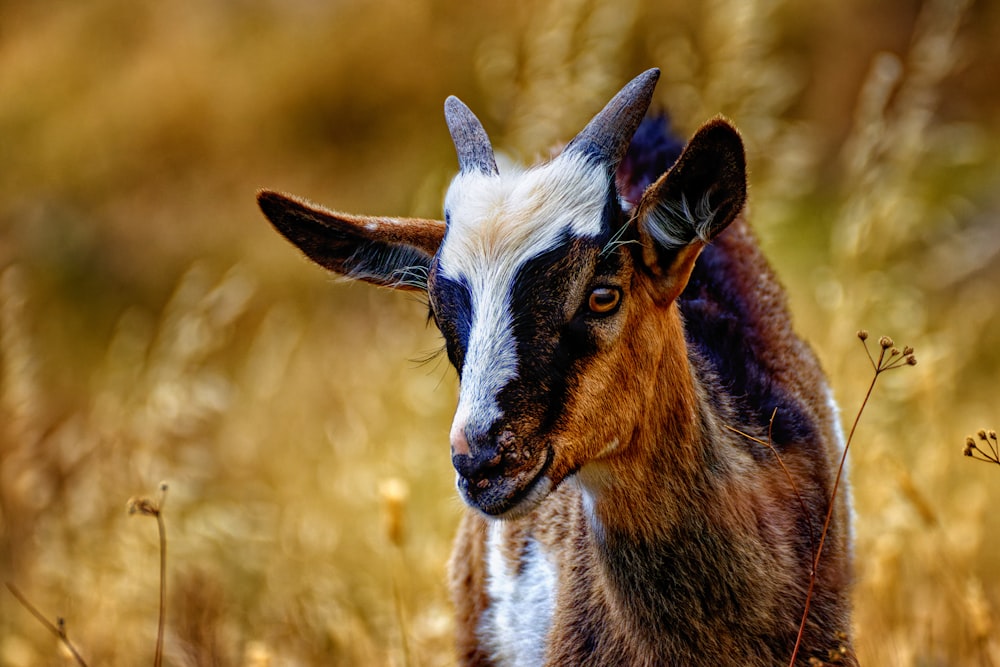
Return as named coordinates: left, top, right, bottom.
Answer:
left=155, top=507, right=167, bottom=667
left=724, top=408, right=817, bottom=568
left=392, top=573, right=411, bottom=667
left=787, top=370, right=877, bottom=666
left=128, top=482, right=168, bottom=667
left=788, top=335, right=914, bottom=666
left=984, top=435, right=999, bottom=462
left=5, top=582, right=89, bottom=667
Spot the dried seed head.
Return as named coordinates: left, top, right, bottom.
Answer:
left=127, top=496, right=159, bottom=517
left=879, top=335, right=894, bottom=349
left=378, top=477, right=410, bottom=548
left=906, top=355, right=917, bottom=366
left=902, top=346, right=913, bottom=356
left=857, top=329, right=869, bottom=341
left=978, top=429, right=988, bottom=440
left=989, top=430, right=998, bottom=441
left=890, top=347, right=900, bottom=356
left=965, top=436, right=977, bottom=456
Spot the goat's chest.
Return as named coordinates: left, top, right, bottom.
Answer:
left=478, top=521, right=558, bottom=666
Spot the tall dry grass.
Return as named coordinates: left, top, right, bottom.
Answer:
left=1, top=0, right=999, bottom=664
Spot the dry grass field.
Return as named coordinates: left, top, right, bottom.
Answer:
left=1, top=0, right=999, bottom=664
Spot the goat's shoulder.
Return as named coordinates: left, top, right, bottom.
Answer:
left=679, top=217, right=836, bottom=454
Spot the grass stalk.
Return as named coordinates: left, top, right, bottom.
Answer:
left=392, top=573, right=411, bottom=667
left=129, top=482, right=169, bottom=667
left=5, top=582, right=89, bottom=667
left=155, top=501, right=167, bottom=667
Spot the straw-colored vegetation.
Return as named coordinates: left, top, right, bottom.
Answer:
left=1, top=0, right=998, bottom=664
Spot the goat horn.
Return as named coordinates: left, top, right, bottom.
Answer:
left=445, top=96, right=499, bottom=176
left=565, top=68, right=660, bottom=170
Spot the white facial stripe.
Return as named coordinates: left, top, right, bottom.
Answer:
left=451, top=269, right=519, bottom=436
left=440, top=154, right=609, bottom=429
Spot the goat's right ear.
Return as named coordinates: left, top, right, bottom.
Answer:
left=633, top=118, right=747, bottom=304
left=257, top=190, right=446, bottom=292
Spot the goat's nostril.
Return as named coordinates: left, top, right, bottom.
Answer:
left=450, top=422, right=471, bottom=457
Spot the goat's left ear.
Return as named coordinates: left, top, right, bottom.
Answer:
left=634, top=118, right=746, bottom=304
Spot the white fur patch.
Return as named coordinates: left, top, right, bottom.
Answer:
left=480, top=522, right=557, bottom=666
left=824, top=383, right=856, bottom=543
left=440, top=154, right=609, bottom=430
left=824, top=384, right=847, bottom=454
left=575, top=476, right=605, bottom=545
left=644, top=190, right=717, bottom=249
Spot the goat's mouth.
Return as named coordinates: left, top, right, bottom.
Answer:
left=456, top=449, right=553, bottom=520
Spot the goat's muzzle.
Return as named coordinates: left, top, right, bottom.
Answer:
left=451, top=428, right=552, bottom=519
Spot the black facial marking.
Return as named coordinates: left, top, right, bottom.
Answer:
left=487, top=236, right=626, bottom=438
left=428, top=271, right=472, bottom=373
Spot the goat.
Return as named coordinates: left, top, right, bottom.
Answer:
left=257, top=68, right=856, bottom=666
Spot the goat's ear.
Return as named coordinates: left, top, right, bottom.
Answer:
left=258, top=190, right=445, bottom=291
left=634, top=118, right=746, bottom=304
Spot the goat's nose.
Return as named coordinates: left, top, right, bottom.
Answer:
left=450, top=420, right=503, bottom=480
left=452, top=444, right=503, bottom=481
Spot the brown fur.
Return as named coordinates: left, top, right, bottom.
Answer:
left=449, top=512, right=493, bottom=665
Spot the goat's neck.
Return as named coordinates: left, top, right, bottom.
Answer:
left=574, top=305, right=758, bottom=629
left=576, top=305, right=719, bottom=540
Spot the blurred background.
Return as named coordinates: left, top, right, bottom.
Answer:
left=1, top=0, right=998, bottom=664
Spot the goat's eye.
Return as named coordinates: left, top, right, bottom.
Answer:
left=587, top=287, right=621, bottom=315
